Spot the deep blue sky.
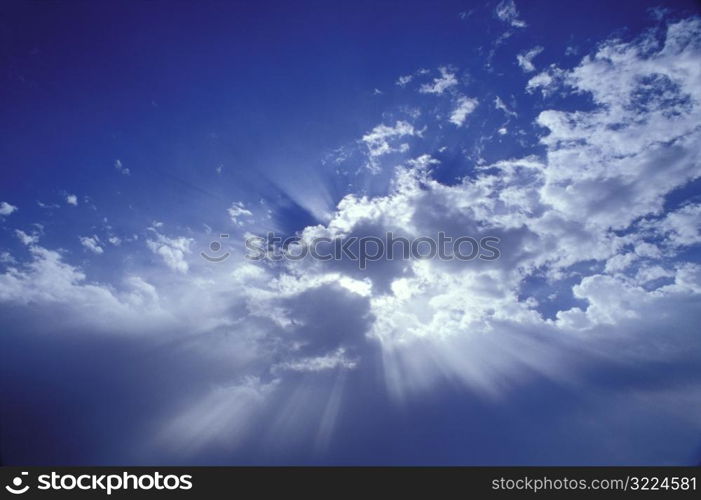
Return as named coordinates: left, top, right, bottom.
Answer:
left=3, top=0, right=686, bottom=230
left=2, top=0, right=701, bottom=465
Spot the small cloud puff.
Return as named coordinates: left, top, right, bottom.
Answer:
left=80, top=235, right=104, bottom=255
left=449, top=96, right=479, bottom=126
left=228, top=202, right=253, bottom=226
left=0, top=201, right=18, bottom=216
left=396, top=74, right=413, bottom=87
left=115, top=159, right=130, bottom=175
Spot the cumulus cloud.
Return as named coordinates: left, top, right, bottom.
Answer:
left=146, top=230, right=193, bottom=273
left=66, top=194, right=78, bottom=206
left=640, top=203, right=701, bottom=248
left=270, top=18, right=701, bottom=407
left=530, top=17, right=701, bottom=234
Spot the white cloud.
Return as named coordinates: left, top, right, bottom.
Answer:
left=449, top=96, right=479, bottom=126
left=526, top=65, right=567, bottom=96
left=362, top=121, right=415, bottom=157
left=37, top=200, right=59, bottom=209
left=494, top=96, right=517, bottom=117
left=642, top=203, right=701, bottom=247
left=80, top=235, right=104, bottom=255
left=0, top=251, right=16, bottom=264
left=228, top=201, right=253, bottom=225
left=146, top=230, right=193, bottom=273
left=360, top=120, right=417, bottom=172
left=66, top=194, right=78, bottom=206
left=396, top=74, right=413, bottom=87
left=419, top=67, right=458, bottom=95
left=0, top=245, right=171, bottom=332
left=565, top=45, right=579, bottom=57
left=530, top=18, right=701, bottom=234
left=0, top=201, right=18, bottom=216
left=517, top=46, right=543, bottom=72
left=15, top=229, right=39, bottom=246
left=495, top=0, right=526, bottom=28
left=270, top=22, right=701, bottom=400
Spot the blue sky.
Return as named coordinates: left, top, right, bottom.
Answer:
left=1, top=0, right=701, bottom=465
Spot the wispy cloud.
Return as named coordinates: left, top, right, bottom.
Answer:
left=517, top=46, right=543, bottom=72
left=449, top=96, right=479, bottom=126
left=419, top=67, right=458, bottom=95
left=495, top=0, right=526, bottom=28
left=15, top=229, right=38, bottom=246
left=114, top=159, right=130, bottom=175
left=361, top=120, right=417, bottom=172
left=228, top=201, right=253, bottom=226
